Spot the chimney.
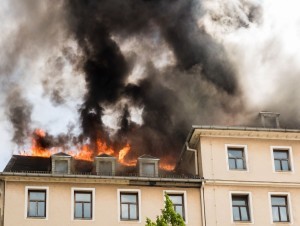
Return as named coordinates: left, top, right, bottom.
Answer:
left=259, top=111, right=280, bottom=128
left=94, top=154, right=116, bottom=176
left=137, top=155, right=160, bottom=177
left=51, top=152, right=72, bottom=174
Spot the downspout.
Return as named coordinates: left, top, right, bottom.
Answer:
left=185, top=142, right=199, bottom=175
left=200, top=180, right=207, bottom=226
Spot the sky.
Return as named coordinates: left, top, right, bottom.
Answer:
left=0, top=0, right=300, bottom=170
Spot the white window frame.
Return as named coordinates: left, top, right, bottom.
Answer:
left=71, top=187, right=95, bottom=221
left=225, top=144, right=249, bottom=171
left=25, top=186, right=49, bottom=220
left=117, top=189, right=141, bottom=223
left=164, top=190, right=188, bottom=224
left=270, top=146, right=294, bottom=173
left=268, top=192, right=293, bottom=224
left=229, top=191, right=254, bottom=224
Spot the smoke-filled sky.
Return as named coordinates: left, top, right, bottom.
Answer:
left=0, top=0, right=300, bottom=170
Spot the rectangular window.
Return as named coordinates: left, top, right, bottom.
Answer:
left=54, top=160, right=68, bottom=174
left=231, top=195, right=250, bottom=222
left=169, top=194, right=185, bottom=220
left=120, top=193, right=139, bottom=221
left=27, top=190, right=46, bottom=218
left=228, top=147, right=246, bottom=170
left=273, top=150, right=290, bottom=171
left=74, top=191, right=92, bottom=220
left=271, top=196, right=289, bottom=222
left=142, top=163, right=155, bottom=177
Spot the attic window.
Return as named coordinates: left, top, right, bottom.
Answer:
left=54, top=160, right=68, bottom=174
left=142, top=163, right=155, bottom=177
left=98, top=161, right=113, bottom=175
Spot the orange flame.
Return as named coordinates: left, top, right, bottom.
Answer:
left=118, top=143, right=136, bottom=166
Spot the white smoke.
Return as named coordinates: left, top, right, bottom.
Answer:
left=202, top=0, right=300, bottom=119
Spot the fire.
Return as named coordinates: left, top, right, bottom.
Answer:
left=30, top=129, right=52, bottom=158
left=21, top=128, right=137, bottom=167
left=118, top=143, right=136, bottom=166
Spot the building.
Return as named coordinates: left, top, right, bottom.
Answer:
left=178, top=125, right=300, bottom=225
left=2, top=111, right=300, bottom=226
left=0, top=153, right=201, bottom=226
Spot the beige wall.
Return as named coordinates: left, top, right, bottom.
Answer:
left=199, top=136, right=300, bottom=182
left=4, top=181, right=201, bottom=226
left=203, top=184, right=300, bottom=226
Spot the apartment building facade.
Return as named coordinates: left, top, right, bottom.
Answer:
left=0, top=154, right=201, bottom=226
left=178, top=125, right=300, bottom=226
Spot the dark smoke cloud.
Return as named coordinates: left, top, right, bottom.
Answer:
left=63, top=0, right=244, bottom=160
left=6, top=89, right=32, bottom=146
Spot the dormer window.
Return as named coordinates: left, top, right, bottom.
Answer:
left=51, top=152, right=72, bottom=174
left=138, top=155, right=159, bottom=177
left=94, top=154, right=116, bottom=176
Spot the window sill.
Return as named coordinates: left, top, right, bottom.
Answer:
left=26, top=217, right=47, bottom=220
left=232, top=221, right=252, bottom=224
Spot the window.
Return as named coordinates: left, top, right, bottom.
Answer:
left=227, top=147, right=246, bottom=170
left=231, top=195, right=250, bottom=222
left=271, top=196, right=289, bottom=222
left=273, top=150, right=290, bottom=171
left=74, top=191, right=92, bottom=220
left=27, top=190, right=46, bottom=218
left=164, top=190, right=188, bottom=223
left=120, top=192, right=139, bottom=221
left=169, top=194, right=185, bottom=220
left=54, top=160, right=68, bottom=174
left=99, top=161, right=113, bottom=175
left=142, top=163, right=155, bottom=177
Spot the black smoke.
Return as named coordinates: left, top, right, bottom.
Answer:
left=62, top=0, right=242, bottom=161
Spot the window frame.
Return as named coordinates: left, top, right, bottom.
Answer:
left=164, top=190, right=188, bottom=224
left=229, top=191, right=253, bottom=224
left=117, top=189, right=141, bottom=223
left=268, top=192, right=293, bottom=224
left=71, top=188, right=95, bottom=221
left=271, top=146, right=294, bottom=173
left=225, top=144, right=248, bottom=171
left=25, top=186, right=49, bottom=220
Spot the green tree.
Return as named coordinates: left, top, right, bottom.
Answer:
left=145, top=194, right=186, bottom=226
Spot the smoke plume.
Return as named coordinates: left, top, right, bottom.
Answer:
left=1, top=0, right=300, bottom=169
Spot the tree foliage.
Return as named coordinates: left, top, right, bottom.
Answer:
left=145, top=194, right=186, bottom=226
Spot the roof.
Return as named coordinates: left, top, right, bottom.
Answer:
left=51, top=152, right=72, bottom=157
left=4, top=155, right=51, bottom=172
left=138, top=154, right=160, bottom=160
left=95, top=153, right=115, bottom=158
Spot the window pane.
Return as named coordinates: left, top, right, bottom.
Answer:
left=55, top=160, right=68, bottom=173
left=236, top=159, right=244, bottom=169
left=232, top=199, right=246, bottom=206
left=83, top=203, right=91, bottom=218
left=121, top=194, right=137, bottom=203
left=121, top=204, right=128, bottom=219
left=28, top=202, right=37, bottom=217
left=30, top=191, right=45, bottom=201
left=228, top=150, right=243, bottom=158
left=142, top=163, right=155, bottom=176
left=240, top=207, right=249, bottom=221
left=75, top=203, right=82, bottom=218
left=175, top=206, right=183, bottom=217
left=169, top=195, right=183, bottom=205
left=274, top=151, right=288, bottom=159
left=99, top=161, right=112, bottom=175
left=271, top=197, right=286, bottom=205
left=233, top=206, right=240, bottom=221
left=37, top=202, right=45, bottom=217
left=130, top=204, right=137, bottom=219
left=281, top=160, right=289, bottom=171
left=272, top=207, right=279, bottom=222
left=274, top=160, right=281, bottom=171
left=229, top=159, right=236, bottom=169
left=75, top=193, right=91, bottom=202
left=280, top=207, right=288, bottom=222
